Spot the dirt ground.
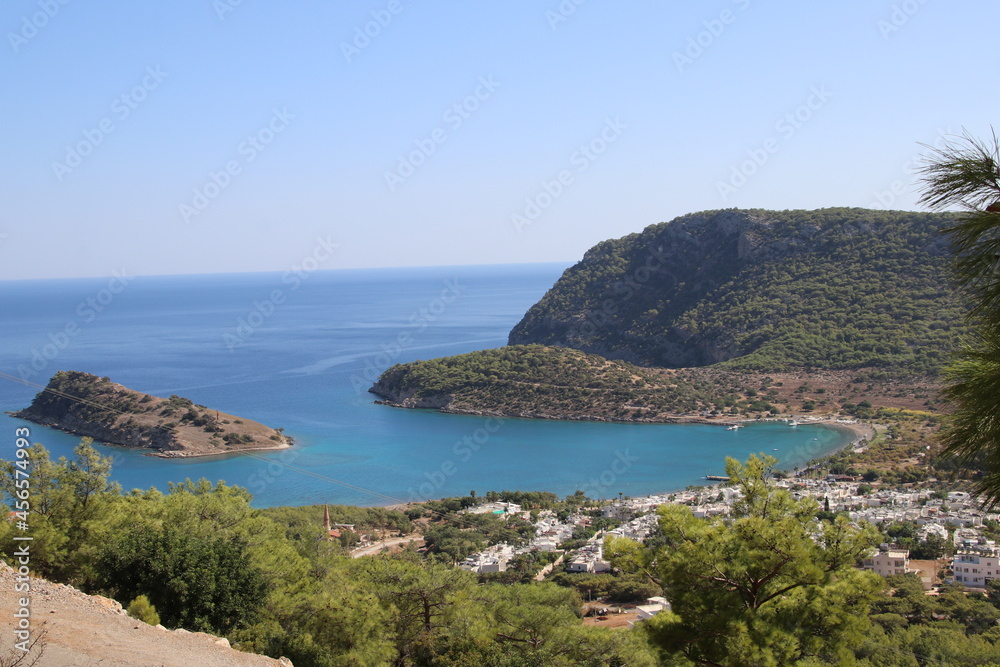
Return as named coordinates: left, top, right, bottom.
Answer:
left=908, top=559, right=944, bottom=590
left=581, top=603, right=642, bottom=629
left=751, top=370, right=942, bottom=414
left=583, top=610, right=641, bottom=629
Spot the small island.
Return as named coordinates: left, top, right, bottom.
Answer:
left=13, top=370, right=291, bottom=458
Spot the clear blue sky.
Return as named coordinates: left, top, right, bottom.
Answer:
left=1, top=0, right=996, bottom=279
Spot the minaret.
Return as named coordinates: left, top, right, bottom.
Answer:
left=323, top=504, right=331, bottom=533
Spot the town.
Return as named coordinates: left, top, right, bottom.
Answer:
left=443, top=474, right=1000, bottom=622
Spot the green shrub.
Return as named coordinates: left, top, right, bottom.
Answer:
left=127, top=595, right=161, bottom=626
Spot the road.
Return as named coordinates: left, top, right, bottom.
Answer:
left=350, top=534, right=424, bottom=558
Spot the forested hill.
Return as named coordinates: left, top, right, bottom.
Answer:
left=508, top=208, right=967, bottom=375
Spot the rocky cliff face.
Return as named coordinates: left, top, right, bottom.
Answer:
left=15, top=372, right=179, bottom=452
left=508, top=208, right=963, bottom=373
left=368, top=380, right=454, bottom=409
left=509, top=210, right=779, bottom=366
left=16, top=404, right=179, bottom=451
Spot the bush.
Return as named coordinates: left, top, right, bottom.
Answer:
left=127, top=595, right=161, bottom=626
left=96, top=525, right=268, bottom=634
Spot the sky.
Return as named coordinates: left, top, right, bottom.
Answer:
left=0, top=0, right=997, bottom=280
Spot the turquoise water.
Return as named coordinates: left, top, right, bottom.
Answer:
left=0, top=265, right=850, bottom=507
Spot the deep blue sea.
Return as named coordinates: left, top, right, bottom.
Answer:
left=0, top=264, right=850, bottom=507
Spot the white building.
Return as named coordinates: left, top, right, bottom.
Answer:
left=631, top=596, right=671, bottom=625
left=463, top=501, right=522, bottom=515
left=952, top=549, right=1000, bottom=588
left=566, top=541, right=611, bottom=573
left=459, top=543, right=516, bottom=574
left=917, top=523, right=949, bottom=542
left=861, top=548, right=911, bottom=577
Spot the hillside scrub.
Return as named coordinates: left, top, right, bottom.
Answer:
left=509, top=208, right=967, bottom=376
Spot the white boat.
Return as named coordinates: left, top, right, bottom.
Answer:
left=789, top=420, right=799, bottom=427
left=727, top=424, right=741, bottom=431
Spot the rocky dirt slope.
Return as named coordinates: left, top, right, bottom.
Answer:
left=0, top=560, right=292, bottom=667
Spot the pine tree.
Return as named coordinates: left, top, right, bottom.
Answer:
left=615, top=454, right=882, bottom=665
left=918, top=129, right=1000, bottom=505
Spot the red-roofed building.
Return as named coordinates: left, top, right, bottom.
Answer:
left=323, top=504, right=341, bottom=540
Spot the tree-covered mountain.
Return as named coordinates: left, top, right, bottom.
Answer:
left=508, top=208, right=967, bottom=375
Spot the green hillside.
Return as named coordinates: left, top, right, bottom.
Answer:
left=372, top=344, right=775, bottom=420
left=508, top=208, right=967, bottom=375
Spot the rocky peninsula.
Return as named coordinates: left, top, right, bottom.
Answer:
left=13, top=371, right=291, bottom=458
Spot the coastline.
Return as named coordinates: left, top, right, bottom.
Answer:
left=807, top=419, right=874, bottom=445
left=745, top=416, right=874, bottom=446
left=377, top=417, right=867, bottom=511
left=150, top=436, right=294, bottom=459
left=382, top=400, right=757, bottom=426
left=379, top=400, right=878, bottom=440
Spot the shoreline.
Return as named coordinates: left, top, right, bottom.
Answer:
left=380, top=400, right=754, bottom=426
left=378, top=401, right=879, bottom=440
left=149, top=436, right=294, bottom=459
left=10, top=407, right=867, bottom=510
left=377, top=417, right=868, bottom=512
left=806, top=419, right=874, bottom=445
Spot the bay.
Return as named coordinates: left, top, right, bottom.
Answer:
left=0, top=264, right=851, bottom=507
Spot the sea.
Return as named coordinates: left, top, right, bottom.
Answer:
left=0, top=264, right=852, bottom=508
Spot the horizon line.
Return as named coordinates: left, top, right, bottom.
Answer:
left=0, top=259, right=578, bottom=284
